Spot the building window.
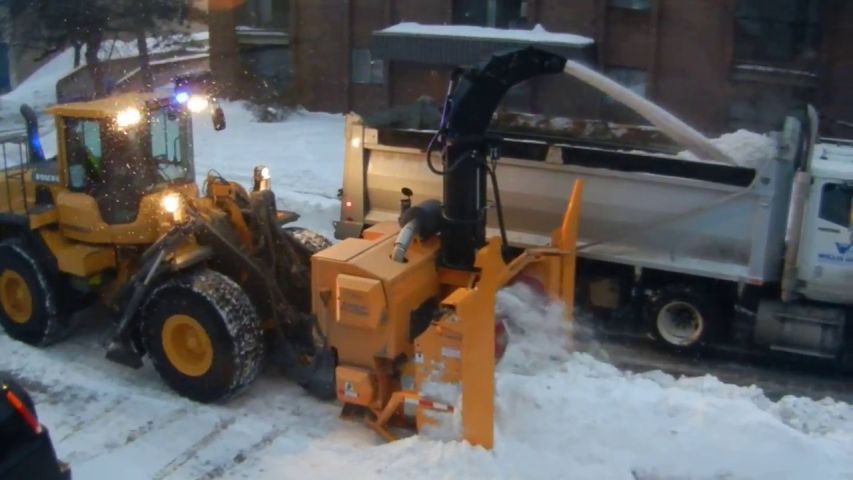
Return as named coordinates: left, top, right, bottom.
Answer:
left=608, top=0, right=653, bottom=10
left=351, top=49, right=384, bottom=85
left=453, top=0, right=528, bottom=28
left=239, top=0, right=288, bottom=31
left=64, top=118, right=103, bottom=191
left=727, top=83, right=815, bottom=132
left=605, top=67, right=648, bottom=100
left=734, top=0, right=822, bottom=66
left=243, top=45, right=292, bottom=97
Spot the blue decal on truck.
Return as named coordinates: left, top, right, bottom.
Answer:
left=818, top=243, right=853, bottom=264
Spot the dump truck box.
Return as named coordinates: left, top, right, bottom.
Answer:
left=336, top=112, right=802, bottom=286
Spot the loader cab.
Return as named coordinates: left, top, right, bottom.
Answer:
left=49, top=94, right=197, bottom=242
left=796, top=141, right=853, bottom=304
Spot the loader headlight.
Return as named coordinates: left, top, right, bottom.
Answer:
left=116, top=107, right=142, bottom=128
left=186, top=95, right=210, bottom=113
left=253, top=165, right=271, bottom=192
left=161, top=193, right=182, bottom=214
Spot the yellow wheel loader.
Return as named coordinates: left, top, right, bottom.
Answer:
left=0, top=80, right=328, bottom=403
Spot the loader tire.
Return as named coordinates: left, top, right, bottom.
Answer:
left=283, top=227, right=332, bottom=253
left=647, top=285, right=719, bottom=351
left=0, top=240, right=65, bottom=346
left=142, top=269, right=265, bottom=403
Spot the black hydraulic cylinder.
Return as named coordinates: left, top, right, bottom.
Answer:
left=441, top=143, right=486, bottom=269
left=439, top=47, right=567, bottom=269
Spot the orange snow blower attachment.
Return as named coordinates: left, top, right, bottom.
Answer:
left=310, top=47, right=582, bottom=449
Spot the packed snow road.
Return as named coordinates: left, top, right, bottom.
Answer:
left=3, top=284, right=853, bottom=479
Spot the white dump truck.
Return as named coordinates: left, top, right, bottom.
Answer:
left=334, top=99, right=852, bottom=364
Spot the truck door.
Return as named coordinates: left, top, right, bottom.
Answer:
left=798, top=180, right=853, bottom=304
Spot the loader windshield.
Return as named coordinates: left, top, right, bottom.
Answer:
left=147, top=107, right=193, bottom=189
left=65, top=107, right=193, bottom=193
left=62, top=105, right=194, bottom=224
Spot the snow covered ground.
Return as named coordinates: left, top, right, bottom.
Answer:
left=0, top=47, right=77, bottom=118
left=191, top=104, right=344, bottom=239
left=2, top=284, right=852, bottom=479
left=0, top=49, right=852, bottom=480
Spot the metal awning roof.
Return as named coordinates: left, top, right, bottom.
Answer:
left=371, top=24, right=596, bottom=66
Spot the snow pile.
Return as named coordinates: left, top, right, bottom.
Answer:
left=98, top=31, right=209, bottom=61
left=486, top=285, right=853, bottom=479
left=380, top=23, right=594, bottom=46
left=496, top=283, right=572, bottom=374
left=678, top=129, right=777, bottom=169
left=0, top=47, right=77, bottom=112
left=267, top=286, right=853, bottom=479
left=4, top=311, right=853, bottom=480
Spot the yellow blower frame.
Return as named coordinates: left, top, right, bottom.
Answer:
left=314, top=180, right=583, bottom=449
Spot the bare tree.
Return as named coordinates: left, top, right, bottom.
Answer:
left=12, top=0, right=193, bottom=96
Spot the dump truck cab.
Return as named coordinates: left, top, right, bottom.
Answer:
left=795, top=140, right=853, bottom=304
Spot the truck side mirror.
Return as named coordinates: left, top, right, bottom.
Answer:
left=212, top=106, right=226, bottom=131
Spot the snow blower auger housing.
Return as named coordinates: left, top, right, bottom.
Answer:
left=311, top=47, right=583, bottom=448
left=0, top=83, right=328, bottom=403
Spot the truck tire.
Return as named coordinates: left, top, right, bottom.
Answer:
left=0, top=240, right=65, bottom=346
left=283, top=227, right=333, bottom=253
left=141, top=269, right=265, bottom=403
left=647, top=285, right=719, bottom=351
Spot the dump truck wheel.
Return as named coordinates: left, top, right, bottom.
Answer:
left=647, top=285, right=718, bottom=351
left=142, top=269, right=265, bottom=403
left=0, top=240, right=64, bottom=346
left=283, top=227, right=333, bottom=253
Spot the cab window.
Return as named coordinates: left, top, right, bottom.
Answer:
left=819, top=183, right=853, bottom=228
left=149, top=109, right=192, bottom=183
left=64, top=118, right=103, bottom=191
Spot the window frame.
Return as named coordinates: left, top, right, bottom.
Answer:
left=452, top=0, right=527, bottom=28
left=608, top=0, right=653, bottom=11
left=351, top=49, right=384, bottom=86
left=818, top=182, right=853, bottom=228
left=733, top=0, right=823, bottom=66
left=63, top=116, right=104, bottom=192
left=603, top=66, right=649, bottom=102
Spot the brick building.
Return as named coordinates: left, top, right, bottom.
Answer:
left=211, top=0, right=853, bottom=137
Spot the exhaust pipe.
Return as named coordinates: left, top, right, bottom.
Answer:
left=20, top=104, right=46, bottom=164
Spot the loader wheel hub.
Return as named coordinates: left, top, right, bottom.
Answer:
left=161, top=315, right=214, bottom=377
left=0, top=270, right=32, bottom=324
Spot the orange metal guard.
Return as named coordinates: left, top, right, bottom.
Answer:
left=458, top=179, right=584, bottom=449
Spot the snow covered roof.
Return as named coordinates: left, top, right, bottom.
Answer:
left=379, top=23, right=594, bottom=46
left=372, top=23, right=594, bottom=66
